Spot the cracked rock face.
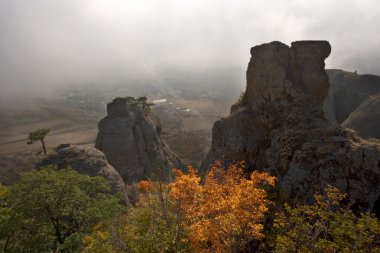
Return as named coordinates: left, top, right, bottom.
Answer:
left=95, top=98, right=181, bottom=183
left=202, top=41, right=380, bottom=211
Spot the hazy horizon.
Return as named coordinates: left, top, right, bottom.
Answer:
left=1, top=0, right=380, bottom=100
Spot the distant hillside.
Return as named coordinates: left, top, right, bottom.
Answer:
left=342, top=93, right=380, bottom=139
left=324, top=69, right=380, bottom=138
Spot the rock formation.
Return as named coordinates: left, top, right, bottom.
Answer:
left=38, top=144, right=125, bottom=194
left=324, top=69, right=380, bottom=124
left=202, top=41, right=380, bottom=212
left=324, top=69, right=380, bottom=138
left=342, top=93, right=380, bottom=139
left=95, top=97, right=181, bottom=183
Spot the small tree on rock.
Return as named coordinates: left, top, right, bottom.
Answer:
left=27, top=128, right=50, bottom=154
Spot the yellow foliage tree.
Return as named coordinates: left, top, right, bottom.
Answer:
left=168, top=161, right=276, bottom=253
left=273, top=185, right=380, bottom=253
left=82, top=223, right=118, bottom=253
left=82, top=180, right=188, bottom=253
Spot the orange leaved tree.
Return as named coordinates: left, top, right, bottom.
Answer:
left=168, top=161, right=276, bottom=253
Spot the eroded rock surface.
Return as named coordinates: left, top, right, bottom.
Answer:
left=38, top=144, right=125, bottom=194
left=202, top=41, right=380, bottom=211
left=95, top=97, right=181, bottom=183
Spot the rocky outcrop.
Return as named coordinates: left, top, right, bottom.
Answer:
left=324, top=69, right=380, bottom=124
left=38, top=144, right=125, bottom=194
left=95, top=97, right=181, bottom=183
left=202, top=41, right=380, bottom=212
left=323, top=69, right=380, bottom=138
left=342, top=93, right=380, bottom=139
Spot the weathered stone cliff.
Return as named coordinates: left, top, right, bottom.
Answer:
left=324, top=69, right=380, bottom=138
left=341, top=93, right=380, bottom=139
left=202, top=41, right=380, bottom=211
left=95, top=97, right=181, bottom=183
left=324, top=69, right=380, bottom=124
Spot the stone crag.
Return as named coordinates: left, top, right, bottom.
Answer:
left=324, top=69, right=380, bottom=138
left=38, top=144, right=125, bottom=194
left=341, top=93, right=380, bottom=139
left=202, top=41, right=380, bottom=211
left=324, top=69, right=380, bottom=124
left=95, top=97, right=181, bottom=183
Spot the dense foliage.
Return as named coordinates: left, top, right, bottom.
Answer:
left=82, top=161, right=275, bottom=253
left=1, top=162, right=379, bottom=253
left=272, top=185, right=380, bottom=252
left=82, top=179, right=188, bottom=253
left=0, top=166, right=120, bottom=253
left=169, top=161, right=275, bottom=252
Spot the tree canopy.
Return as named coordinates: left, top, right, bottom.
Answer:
left=82, top=161, right=276, bottom=253
left=27, top=128, right=50, bottom=154
left=27, top=128, right=50, bottom=142
left=0, top=166, right=121, bottom=253
left=273, top=185, right=380, bottom=252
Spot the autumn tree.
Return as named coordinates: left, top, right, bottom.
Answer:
left=82, top=180, right=188, bottom=253
left=82, top=162, right=275, bottom=253
left=27, top=128, right=50, bottom=154
left=0, top=166, right=121, bottom=253
left=168, top=161, right=276, bottom=253
left=272, top=185, right=380, bottom=252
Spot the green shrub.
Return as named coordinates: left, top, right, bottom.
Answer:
left=0, top=166, right=121, bottom=253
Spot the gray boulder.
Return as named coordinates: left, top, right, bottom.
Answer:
left=38, top=144, right=125, bottom=194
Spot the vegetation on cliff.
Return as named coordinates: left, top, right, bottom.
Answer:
left=27, top=128, right=50, bottom=155
left=81, top=162, right=380, bottom=253
left=0, top=162, right=379, bottom=252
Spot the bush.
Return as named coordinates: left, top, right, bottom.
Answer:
left=272, top=185, right=380, bottom=253
left=168, top=161, right=275, bottom=253
left=82, top=180, right=188, bottom=253
left=237, top=92, right=247, bottom=105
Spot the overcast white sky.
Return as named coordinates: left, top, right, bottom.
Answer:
left=1, top=0, right=380, bottom=97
